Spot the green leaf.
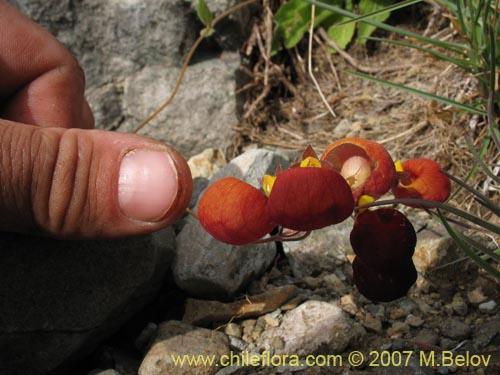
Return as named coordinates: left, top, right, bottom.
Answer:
left=358, top=0, right=394, bottom=44
left=197, top=0, right=213, bottom=27
left=327, top=15, right=356, bottom=50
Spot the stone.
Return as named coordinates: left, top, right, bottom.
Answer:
left=134, top=322, right=158, bottom=353
left=282, top=220, right=353, bottom=278
left=361, top=314, right=383, bottom=333
left=182, top=285, right=298, bottom=325
left=478, top=300, right=497, bottom=314
left=467, top=287, right=488, bottom=304
left=255, top=301, right=365, bottom=355
left=439, top=318, right=472, bottom=340
left=121, top=52, right=242, bottom=158
left=405, top=314, right=425, bottom=328
left=0, top=228, right=176, bottom=375
left=413, top=231, right=455, bottom=273
left=138, top=321, right=230, bottom=375
left=224, top=323, right=242, bottom=338
left=174, top=149, right=290, bottom=298
left=473, top=320, right=500, bottom=349
left=451, top=300, right=468, bottom=316
left=188, top=148, right=227, bottom=179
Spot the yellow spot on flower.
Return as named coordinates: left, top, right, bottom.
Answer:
left=395, top=160, right=404, bottom=173
left=300, top=156, right=322, bottom=168
left=262, top=174, right=276, bottom=197
left=357, top=194, right=375, bottom=211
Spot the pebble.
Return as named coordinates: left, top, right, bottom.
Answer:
left=451, top=300, right=468, bottom=316
left=439, top=318, right=471, bottom=339
left=339, top=294, right=359, bottom=315
left=388, top=321, right=410, bottom=336
left=224, top=323, right=242, bottom=338
left=389, top=307, right=407, bottom=320
left=361, top=314, right=383, bottom=333
left=138, top=320, right=229, bottom=375
left=255, top=300, right=364, bottom=355
left=413, top=328, right=440, bottom=346
left=467, top=287, right=488, bottom=304
left=405, top=314, right=425, bottom=327
left=478, top=300, right=497, bottom=314
left=365, top=304, right=385, bottom=319
left=134, top=322, right=158, bottom=353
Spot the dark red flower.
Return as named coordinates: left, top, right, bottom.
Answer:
left=392, top=158, right=451, bottom=203
left=198, top=177, right=276, bottom=245
left=266, top=152, right=354, bottom=231
left=350, top=208, right=416, bottom=270
left=321, top=138, right=397, bottom=202
left=352, top=256, right=417, bottom=302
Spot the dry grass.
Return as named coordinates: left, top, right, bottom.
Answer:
left=233, top=1, right=498, bottom=212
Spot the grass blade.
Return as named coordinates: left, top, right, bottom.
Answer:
left=438, top=209, right=500, bottom=278
left=343, top=69, right=487, bottom=115
left=333, top=0, right=421, bottom=28
left=304, top=0, right=468, bottom=53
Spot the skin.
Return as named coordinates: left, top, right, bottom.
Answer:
left=0, top=1, right=192, bottom=238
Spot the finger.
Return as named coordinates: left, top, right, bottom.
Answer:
left=0, top=1, right=94, bottom=129
left=0, top=119, right=193, bottom=238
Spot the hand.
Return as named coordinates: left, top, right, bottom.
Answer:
left=0, top=1, right=192, bottom=238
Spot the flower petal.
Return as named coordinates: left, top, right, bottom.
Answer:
left=352, top=256, right=417, bottom=302
left=392, top=158, right=451, bottom=202
left=321, top=137, right=396, bottom=201
left=350, top=208, right=416, bottom=270
left=267, top=166, right=354, bottom=231
left=198, top=177, right=276, bottom=245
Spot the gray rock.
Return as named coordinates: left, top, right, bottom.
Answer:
left=413, top=230, right=455, bottom=274
left=255, top=300, right=365, bottom=355
left=138, top=320, right=229, bottom=375
left=282, top=219, right=353, bottom=278
left=0, top=228, right=175, bottom=375
left=478, top=300, right=497, bottom=314
left=121, top=52, right=242, bottom=157
left=174, top=149, right=289, bottom=298
left=439, top=318, right=472, bottom=340
left=12, top=0, right=246, bottom=156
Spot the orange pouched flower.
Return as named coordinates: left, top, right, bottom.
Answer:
left=198, top=177, right=276, bottom=245
left=265, top=148, right=354, bottom=231
left=321, top=137, right=396, bottom=202
left=392, top=158, right=451, bottom=202
left=350, top=208, right=416, bottom=271
left=352, top=257, right=417, bottom=302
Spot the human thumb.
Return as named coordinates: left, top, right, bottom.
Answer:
left=0, top=119, right=192, bottom=238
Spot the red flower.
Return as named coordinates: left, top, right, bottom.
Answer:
left=352, top=257, right=417, bottom=302
left=350, top=208, right=417, bottom=302
left=392, top=158, right=451, bottom=202
left=265, top=146, right=354, bottom=231
left=321, top=138, right=396, bottom=202
left=198, top=177, right=276, bottom=245
left=350, top=208, right=416, bottom=270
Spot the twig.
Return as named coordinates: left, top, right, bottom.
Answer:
left=133, top=0, right=259, bottom=133
left=308, top=5, right=336, bottom=118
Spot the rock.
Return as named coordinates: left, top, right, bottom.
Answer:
left=478, top=300, right=497, bottom=314
left=255, top=300, right=365, bottom=355
left=224, top=323, right=242, bottom=338
left=388, top=322, right=410, bottom=335
left=413, top=231, right=455, bottom=273
left=405, top=314, right=425, bottom=328
left=339, top=294, right=359, bottom=316
left=0, top=228, right=176, bottom=375
left=413, top=329, right=440, bottom=346
left=473, top=319, right=500, bottom=349
left=188, top=148, right=227, bottom=179
left=451, top=299, right=468, bottom=316
left=439, top=318, right=471, bottom=340
left=182, top=285, right=298, bottom=325
left=138, top=321, right=230, bottom=375
left=282, top=220, right=353, bottom=278
left=13, top=0, right=246, bottom=157
left=135, top=323, right=159, bottom=353
left=122, top=52, right=242, bottom=158
left=361, top=314, right=383, bottom=333
left=174, top=149, right=289, bottom=298
left=467, top=287, right=488, bottom=304
left=89, top=370, right=122, bottom=375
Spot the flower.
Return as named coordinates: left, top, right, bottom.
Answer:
left=352, top=257, right=417, bottom=302
left=350, top=208, right=417, bottom=302
left=392, top=158, right=451, bottom=202
left=350, top=208, right=416, bottom=270
left=265, top=146, right=354, bottom=231
left=321, top=137, right=397, bottom=203
left=198, top=177, right=276, bottom=245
